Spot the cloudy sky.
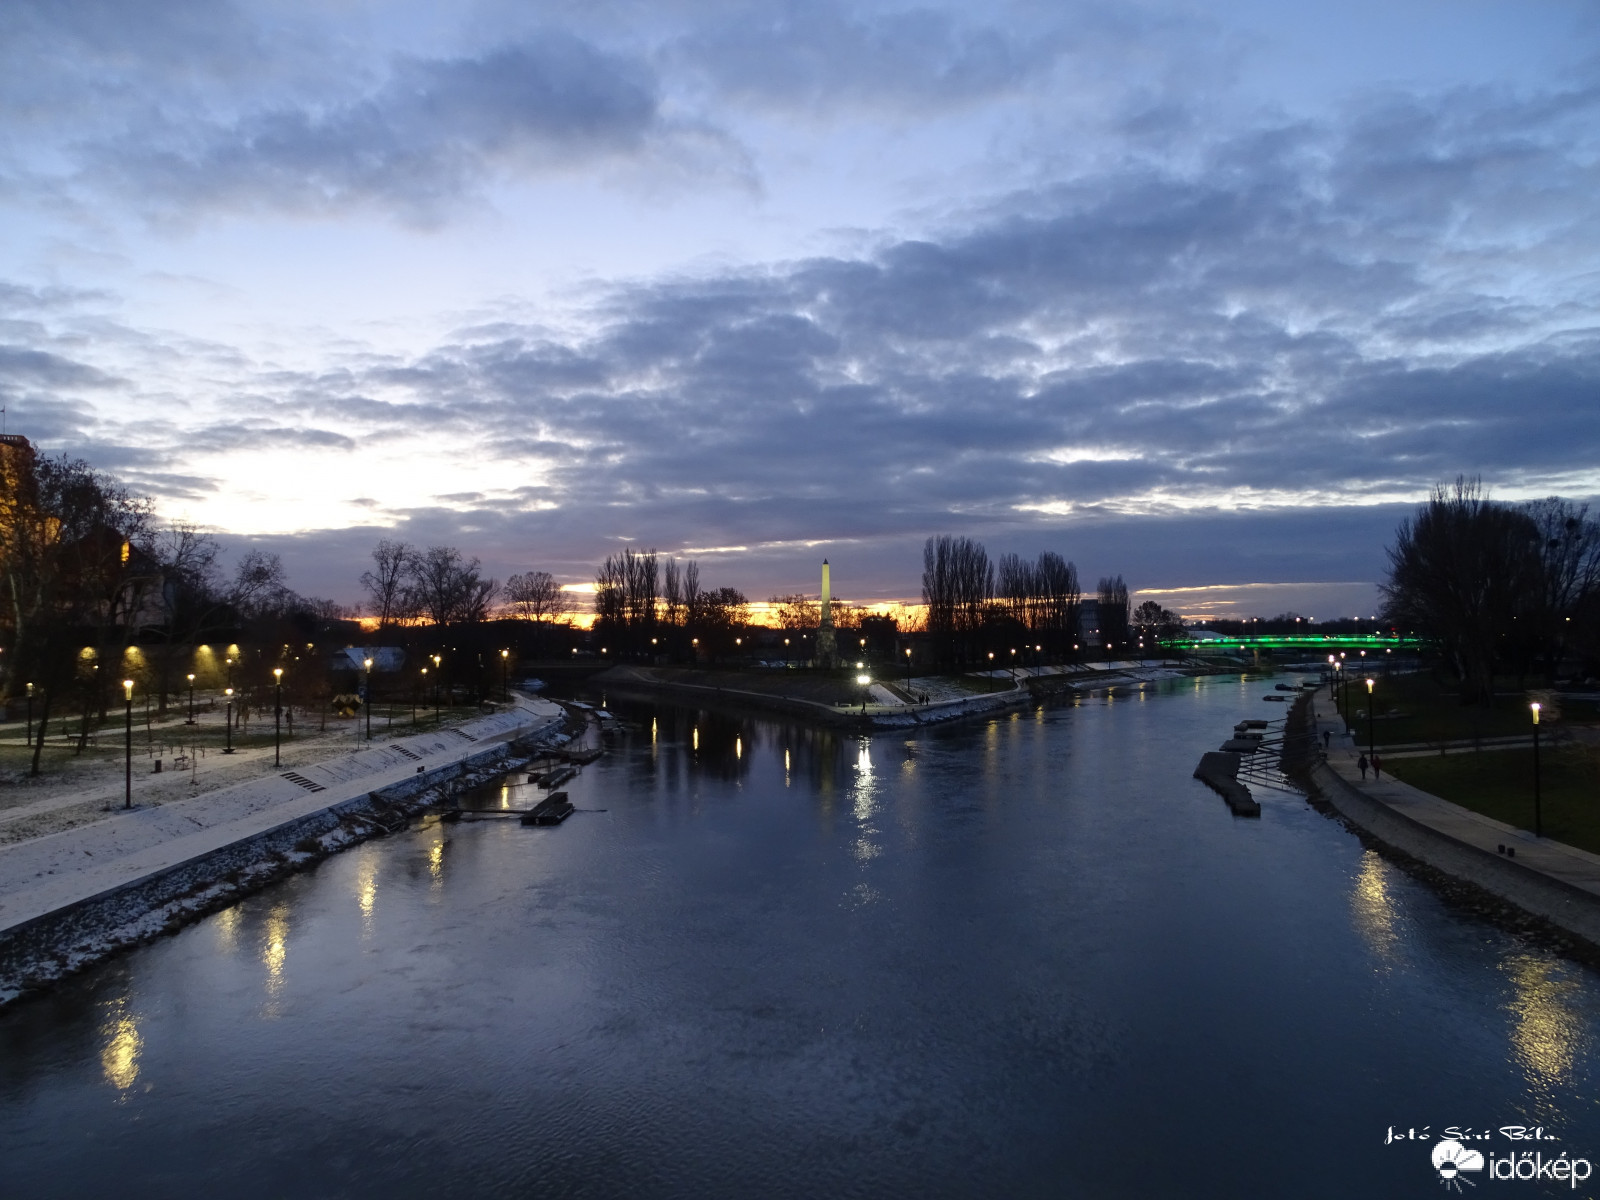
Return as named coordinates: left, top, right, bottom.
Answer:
left=3, top=0, right=1598, bottom=617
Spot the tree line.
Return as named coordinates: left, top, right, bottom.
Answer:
left=1381, top=478, right=1600, bottom=703
left=591, top=548, right=749, bottom=660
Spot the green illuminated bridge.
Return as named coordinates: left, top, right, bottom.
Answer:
left=1160, top=634, right=1425, bottom=652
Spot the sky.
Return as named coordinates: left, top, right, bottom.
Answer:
left=2, top=0, right=1598, bottom=619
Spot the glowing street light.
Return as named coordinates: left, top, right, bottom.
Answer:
left=122, top=678, right=135, bottom=809
left=24, top=681, right=33, bottom=749
left=223, top=687, right=235, bottom=754
left=856, top=672, right=871, bottom=713
left=185, top=672, right=197, bottom=725
left=1365, top=677, right=1375, bottom=759
left=1531, top=702, right=1543, bottom=837
left=500, top=648, right=510, bottom=700
left=363, top=656, right=374, bottom=741
left=273, top=667, right=284, bottom=767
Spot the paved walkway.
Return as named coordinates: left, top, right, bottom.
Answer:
left=1310, top=688, right=1600, bottom=905
left=0, top=696, right=565, bottom=939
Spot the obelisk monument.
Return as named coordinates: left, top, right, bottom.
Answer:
left=817, top=559, right=837, bottom=667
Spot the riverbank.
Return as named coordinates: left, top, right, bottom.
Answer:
left=0, top=694, right=581, bottom=1007
left=1304, top=686, right=1600, bottom=956
left=595, top=660, right=1210, bottom=728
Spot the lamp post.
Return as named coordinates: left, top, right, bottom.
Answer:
left=1365, top=678, right=1375, bottom=758
left=500, top=648, right=509, bottom=700
left=416, top=667, right=425, bottom=726
left=431, top=654, right=441, bottom=724
left=1531, top=702, right=1543, bottom=838
left=123, top=679, right=134, bottom=808
left=856, top=672, right=871, bottom=714
left=363, top=656, right=373, bottom=741
left=24, top=682, right=33, bottom=748
left=1009, top=647, right=1017, bottom=683
left=185, top=673, right=196, bottom=724
left=223, top=687, right=235, bottom=753
left=904, top=646, right=913, bottom=690
left=273, top=667, right=283, bottom=767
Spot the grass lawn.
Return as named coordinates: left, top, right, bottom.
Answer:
left=1385, top=747, right=1600, bottom=855
left=1331, top=671, right=1600, bottom=749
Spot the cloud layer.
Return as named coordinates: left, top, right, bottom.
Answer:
left=1, top=1, right=1596, bottom=607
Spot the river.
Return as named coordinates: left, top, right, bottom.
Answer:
left=1, top=675, right=1596, bottom=1197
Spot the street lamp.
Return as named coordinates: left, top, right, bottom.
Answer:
left=904, top=646, right=913, bottom=690
left=432, top=654, right=442, bottom=724
left=363, top=656, right=373, bottom=741
left=24, top=682, right=33, bottom=749
left=501, top=648, right=510, bottom=700
left=1531, top=702, right=1543, bottom=837
left=223, top=687, right=235, bottom=754
left=1365, top=678, right=1375, bottom=759
left=273, top=667, right=283, bottom=767
left=185, top=673, right=196, bottom=724
left=856, top=672, right=871, bottom=713
left=122, top=679, right=134, bottom=809
left=417, top=667, right=426, bottom=726
left=1009, top=647, right=1017, bottom=683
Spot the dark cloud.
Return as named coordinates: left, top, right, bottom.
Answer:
left=78, top=37, right=718, bottom=222
left=671, top=1, right=1065, bottom=112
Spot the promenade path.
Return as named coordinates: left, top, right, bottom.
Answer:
left=1308, top=686, right=1600, bottom=942
left=0, top=696, right=565, bottom=942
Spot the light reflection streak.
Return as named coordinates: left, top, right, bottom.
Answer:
left=1350, top=851, right=1398, bottom=962
left=357, top=858, right=377, bottom=935
left=213, top=905, right=239, bottom=953
left=429, top=836, right=445, bottom=888
left=852, top=738, right=879, bottom=861
left=100, top=1002, right=142, bottom=1091
left=1504, top=956, right=1587, bottom=1092
left=263, top=903, right=289, bottom=1005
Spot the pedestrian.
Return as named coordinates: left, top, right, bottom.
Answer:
left=1323, top=729, right=1331, bottom=749
left=1357, top=753, right=1368, bottom=780
left=1371, top=753, right=1382, bottom=780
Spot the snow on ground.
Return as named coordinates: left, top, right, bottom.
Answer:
left=0, top=698, right=564, bottom=938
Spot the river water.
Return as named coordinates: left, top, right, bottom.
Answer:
left=1, top=676, right=1597, bottom=1197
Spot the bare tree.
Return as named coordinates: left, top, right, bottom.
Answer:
left=1381, top=478, right=1541, bottom=703
left=504, top=570, right=563, bottom=623
left=360, top=539, right=415, bottom=630
left=409, top=546, right=497, bottom=627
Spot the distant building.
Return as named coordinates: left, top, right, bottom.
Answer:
left=1077, top=598, right=1100, bottom=643
left=1186, top=628, right=1224, bottom=642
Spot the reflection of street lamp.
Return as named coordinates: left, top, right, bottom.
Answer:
left=1531, top=702, right=1543, bottom=837
left=185, top=673, right=196, bottom=724
left=1365, top=678, right=1375, bottom=758
left=273, top=667, right=284, bottom=767
left=123, top=679, right=134, bottom=808
left=223, top=687, right=235, bottom=753
left=363, top=656, right=373, bottom=740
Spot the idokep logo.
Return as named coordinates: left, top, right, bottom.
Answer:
left=1425, top=1138, right=1594, bottom=1191
left=1431, top=1140, right=1484, bottom=1191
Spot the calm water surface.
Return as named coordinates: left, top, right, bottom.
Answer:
left=2, top=676, right=1597, bottom=1197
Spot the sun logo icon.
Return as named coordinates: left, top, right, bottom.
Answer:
left=1431, top=1140, right=1485, bottom=1191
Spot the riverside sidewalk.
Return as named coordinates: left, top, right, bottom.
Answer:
left=0, top=696, right=565, bottom=942
left=1308, top=687, right=1600, bottom=946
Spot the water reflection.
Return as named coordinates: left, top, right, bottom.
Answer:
left=98, top=1000, right=141, bottom=1092
left=212, top=904, right=239, bottom=953
left=262, top=903, right=289, bottom=1007
left=1350, top=851, right=1400, bottom=964
left=356, top=859, right=377, bottom=936
left=1504, top=955, right=1588, bottom=1095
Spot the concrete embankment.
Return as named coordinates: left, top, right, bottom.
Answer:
left=1305, top=688, right=1600, bottom=955
left=1193, top=751, right=1260, bottom=817
left=597, top=662, right=1203, bottom=730
left=0, top=697, right=575, bottom=1006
